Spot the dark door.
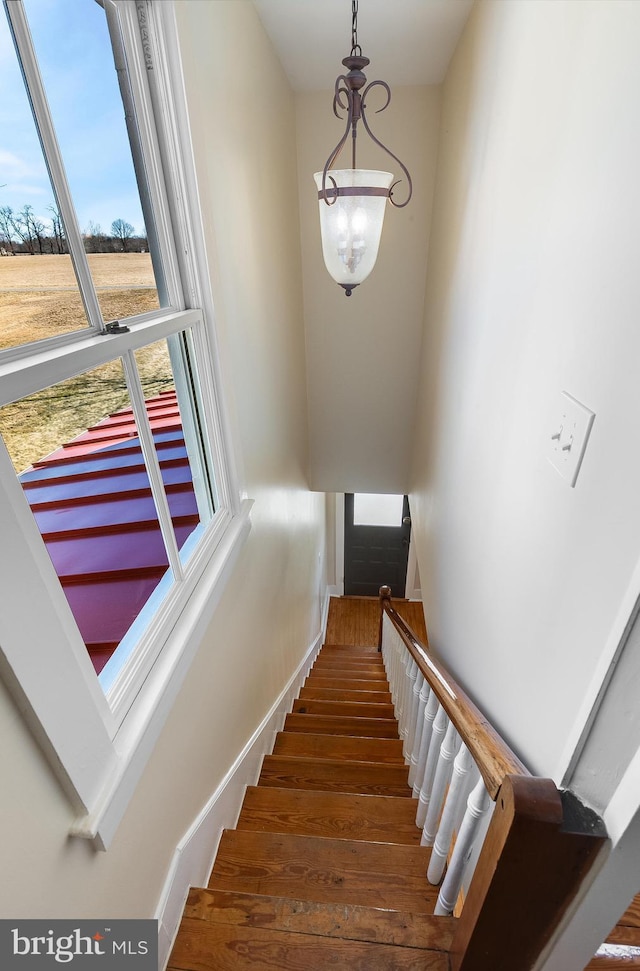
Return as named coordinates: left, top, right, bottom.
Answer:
left=344, top=494, right=411, bottom=597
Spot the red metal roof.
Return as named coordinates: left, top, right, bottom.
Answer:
left=19, top=389, right=199, bottom=674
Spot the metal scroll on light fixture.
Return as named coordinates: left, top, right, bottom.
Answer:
left=314, top=0, right=412, bottom=296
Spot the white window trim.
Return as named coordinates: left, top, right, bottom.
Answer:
left=0, top=0, right=249, bottom=848
left=71, top=497, right=253, bottom=849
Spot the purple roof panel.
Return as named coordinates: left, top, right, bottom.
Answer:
left=32, top=489, right=197, bottom=536
left=20, top=440, right=188, bottom=482
left=19, top=390, right=202, bottom=674
left=64, top=576, right=165, bottom=668
left=46, top=528, right=171, bottom=580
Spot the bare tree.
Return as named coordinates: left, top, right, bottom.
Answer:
left=21, top=205, right=47, bottom=255
left=83, top=220, right=108, bottom=254
left=47, top=204, right=66, bottom=254
left=111, top=218, right=135, bottom=253
left=0, top=206, right=17, bottom=255
left=12, top=205, right=37, bottom=255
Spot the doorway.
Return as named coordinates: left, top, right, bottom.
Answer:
left=343, top=493, right=411, bottom=597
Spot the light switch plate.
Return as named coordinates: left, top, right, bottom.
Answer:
left=548, top=392, right=595, bottom=487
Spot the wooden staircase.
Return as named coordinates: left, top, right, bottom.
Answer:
left=166, top=595, right=611, bottom=970
left=168, top=639, right=456, bottom=969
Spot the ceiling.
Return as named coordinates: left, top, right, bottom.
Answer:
left=252, top=0, right=474, bottom=92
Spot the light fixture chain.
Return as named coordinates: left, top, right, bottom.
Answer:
left=315, top=0, right=413, bottom=295
left=351, top=0, right=361, bottom=55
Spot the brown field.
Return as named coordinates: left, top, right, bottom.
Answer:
left=0, top=252, right=156, bottom=289
left=0, top=252, right=159, bottom=350
left=0, top=253, right=173, bottom=472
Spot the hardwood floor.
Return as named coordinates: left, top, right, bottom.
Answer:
left=324, top=594, right=428, bottom=646
left=168, top=603, right=454, bottom=970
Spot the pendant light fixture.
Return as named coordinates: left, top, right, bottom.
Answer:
left=315, top=0, right=412, bottom=296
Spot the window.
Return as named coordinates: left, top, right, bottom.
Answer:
left=0, top=0, right=248, bottom=846
left=353, top=493, right=405, bottom=527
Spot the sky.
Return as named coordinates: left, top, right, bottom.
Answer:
left=0, top=0, right=146, bottom=237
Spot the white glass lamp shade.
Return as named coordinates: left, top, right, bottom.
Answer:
left=314, top=169, right=393, bottom=294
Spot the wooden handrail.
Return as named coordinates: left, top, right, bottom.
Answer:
left=378, top=587, right=607, bottom=969
left=379, top=587, right=528, bottom=799
left=379, top=587, right=607, bottom=969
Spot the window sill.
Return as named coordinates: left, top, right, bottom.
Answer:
left=69, top=498, right=252, bottom=850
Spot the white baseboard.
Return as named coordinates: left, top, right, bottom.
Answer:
left=323, top=586, right=339, bottom=629
left=155, top=622, right=325, bottom=969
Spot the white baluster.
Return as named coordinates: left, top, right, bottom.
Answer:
left=434, top=777, right=493, bottom=915
left=380, top=626, right=389, bottom=673
left=380, top=621, right=389, bottom=672
left=402, top=658, right=418, bottom=753
left=398, top=646, right=411, bottom=724
left=408, top=679, right=430, bottom=787
left=407, top=670, right=425, bottom=756
left=397, top=649, right=411, bottom=740
left=408, top=664, right=423, bottom=751
left=413, top=690, right=439, bottom=798
left=387, top=626, right=401, bottom=706
left=380, top=617, right=390, bottom=678
left=427, top=744, right=475, bottom=884
left=416, top=704, right=448, bottom=827
left=421, top=721, right=461, bottom=847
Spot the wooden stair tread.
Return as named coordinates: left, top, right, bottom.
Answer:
left=284, top=712, right=400, bottom=738
left=314, top=650, right=386, bottom=671
left=321, top=644, right=382, bottom=656
left=315, top=649, right=385, bottom=671
left=273, top=730, right=405, bottom=763
left=299, top=685, right=392, bottom=703
left=310, top=664, right=388, bottom=680
left=292, top=697, right=395, bottom=718
left=303, top=675, right=392, bottom=692
left=168, top=915, right=449, bottom=970
left=209, top=830, right=438, bottom=911
left=258, top=754, right=411, bottom=797
left=607, top=926, right=640, bottom=946
left=237, top=786, right=422, bottom=843
left=182, top=887, right=456, bottom=951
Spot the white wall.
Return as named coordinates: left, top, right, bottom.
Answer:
left=410, top=8, right=640, bottom=959
left=410, top=0, right=640, bottom=788
left=400, top=4, right=640, bottom=964
left=0, top=0, right=327, bottom=920
left=297, top=85, right=440, bottom=495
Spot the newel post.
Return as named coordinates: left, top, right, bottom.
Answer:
left=378, top=585, right=392, bottom=651
left=450, top=775, right=607, bottom=971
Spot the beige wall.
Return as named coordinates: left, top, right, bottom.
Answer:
left=297, top=85, right=440, bottom=495
left=0, top=0, right=327, bottom=919
left=411, top=0, right=640, bottom=786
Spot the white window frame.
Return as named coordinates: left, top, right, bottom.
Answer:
left=0, top=0, right=250, bottom=849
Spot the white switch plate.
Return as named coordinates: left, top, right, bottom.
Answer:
left=548, top=392, right=595, bottom=487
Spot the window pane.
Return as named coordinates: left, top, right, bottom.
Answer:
left=0, top=3, right=89, bottom=350
left=0, top=360, right=175, bottom=675
left=0, top=360, right=130, bottom=474
left=353, top=493, right=404, bottom=527
left=134, top=332, right=216, bottom=563
left=22, top=0, right=167, bottom=321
